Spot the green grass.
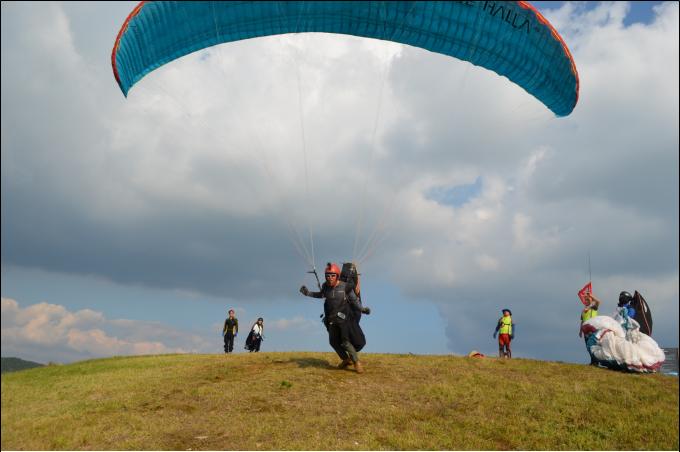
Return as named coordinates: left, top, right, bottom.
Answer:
left=2, top=352, right=678, bottom=450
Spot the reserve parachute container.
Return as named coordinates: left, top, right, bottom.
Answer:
left=632, top=291, right=653, bottom=336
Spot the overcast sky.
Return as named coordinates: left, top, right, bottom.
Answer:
left=2, top=1, right=678, bottom=365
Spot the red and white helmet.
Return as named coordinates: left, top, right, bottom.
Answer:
left=325, top=262, right=341, bottom=275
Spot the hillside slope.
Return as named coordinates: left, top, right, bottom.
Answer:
left=1, top=352, right=678, bottom=450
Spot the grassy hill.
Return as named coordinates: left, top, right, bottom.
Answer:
left=1, top=356, right=44, bottom=373
left=1, top=352, right=678, bottom=450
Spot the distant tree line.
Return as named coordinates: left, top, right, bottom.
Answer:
left=1, top=357, right=44, bottom=373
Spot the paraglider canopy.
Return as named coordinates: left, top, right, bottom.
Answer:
left=112, top=1, right=579, bottom=116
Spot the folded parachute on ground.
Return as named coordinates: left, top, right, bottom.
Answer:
left=112, top=1, right=579, bottom=116
left=582, top=308, right=665, bottom=373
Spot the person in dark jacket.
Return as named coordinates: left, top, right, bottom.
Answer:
left=222, top=309, right=239, bottom=353
left=300, top=262, right=370, bottom=373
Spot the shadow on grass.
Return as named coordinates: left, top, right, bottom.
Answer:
left=287, top=357, right=332, bottom=369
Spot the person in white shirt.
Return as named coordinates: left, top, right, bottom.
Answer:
left=245, top=317, right=264, bottom=352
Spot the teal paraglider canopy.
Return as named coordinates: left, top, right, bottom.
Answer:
left=111, top=1, right=579, bottom=116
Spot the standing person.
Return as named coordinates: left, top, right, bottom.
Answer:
left=222, top=309, right=238, bottom=354
left=245, top=318, right=264, bottom=352
left=493, top=309, right=515, bottom=358
left=579, top=292, right=600, bottom=365
left=300, top=262, right=370, bottom=373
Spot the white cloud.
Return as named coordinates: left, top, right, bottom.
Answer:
left=1, top=2, right=678, bottom=361
left=265, top=316, right=321, bottom=333
left=1, top=297, right=212, bottom=363
left=475, top=254, right=500, bottom=272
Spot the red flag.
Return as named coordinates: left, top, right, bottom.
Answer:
left=578, top=282, right=592, bottom=305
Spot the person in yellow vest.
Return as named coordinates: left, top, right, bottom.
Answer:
left=579, top=292, right=601, bottom=365
left=493, top=309, right=514, bottom=358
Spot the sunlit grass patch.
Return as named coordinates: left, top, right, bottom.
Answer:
left=2, top=352, right=677, bottom=450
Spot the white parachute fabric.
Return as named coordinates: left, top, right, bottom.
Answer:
left=585, top=315, right=625, bottom=337
left=582, top=308, right=665, bottom=373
